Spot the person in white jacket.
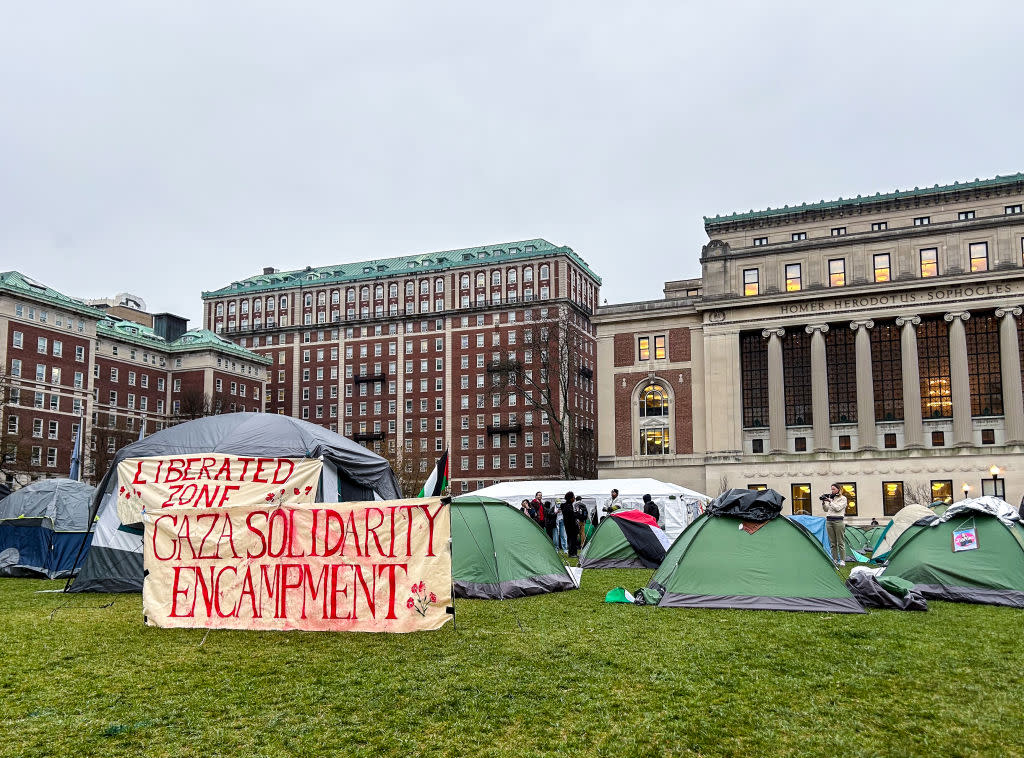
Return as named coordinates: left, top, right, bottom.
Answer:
left=821, top=483, right=848, bottom=566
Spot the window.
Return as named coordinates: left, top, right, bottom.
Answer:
left=639, top=383, right=669, bottom=417
left=918, top=317, right=951, bottom=419
left=969, top=242, right=988, bottom=272
left=882, top=482, right=904, bottom=517
left=12, top=331, right=22, bottom=349
left=871, top=253, right=891, bottom=283
left=981, top=429, right=995, bottom=444
left=838, top=435, right=851, bottom=450
left=794, top=437, right=807, bottom=452
left=791, top=484, right=811, bottom=515
left=870, top=322, right=903, bottom=422
left=48, top=420, right=58, bottom=439
left=10, top=359, right=20, bottom=377
left=782, top=331, right=812, bottom=425
left=830, top=227, right=846, bottom=237
left=791, top=232, right=807, bottom=242
left=751, top=439, right=764, bottom=454
left=47, top=448, right=57, bottom=468
left=913, top=216, right=930, bottom=226
left=920, top=248, right=938, bottom=278
left=828, top=259, right=845, bottom=287
left=740, top=333, right=768, bottom=428
left=639, top=427, right=670, bottom=455
left=883, top=433, right=897, bottom=449
left=931, top=480, right=952, bottom=503
left=871, top=221, right=887, bottom=231
left=654, top=335, right=666, bottom=360
left=753, top=237, right=768, bottom=246
left=826, top=328, right=856, bottom=423
left=1006, top=205, right=1023, bottom=215
left=785, top=263, right=802, bottom=292
left=965, top=314, right=1002, bottom=416
left=37, top=337, right=47, bottom=354
left=742, top=268, right=759, bottom=296
left=931, top=430, right=945, bottom=447
left=638, top=337, right=650, bottom=361
left=837, top=483, right=857, bottom=516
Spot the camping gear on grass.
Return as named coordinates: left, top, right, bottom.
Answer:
left=0, top=479, right=95, bottom=579
left=879, top=497, right=1024, bottom=608
left=846, top=569, right=928, bottom=611
left=870, top=504, right=936, bottom=562
left=579, top=510, right=671, bottom=569
left=605, top=587, right=635, bottom=604
left=68, top=413, right=401, bottom=593
left=649, top=488, right=864, bottom=613
left=451, top=495, right=576, bottom=599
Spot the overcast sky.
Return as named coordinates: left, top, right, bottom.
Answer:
left=2, top=2, right=1023, bottom=326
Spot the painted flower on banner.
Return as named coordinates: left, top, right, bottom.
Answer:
left=408, top=582, right=435, bottom=617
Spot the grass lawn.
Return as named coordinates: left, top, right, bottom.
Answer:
left=2, top=571, right=1023, bottom=758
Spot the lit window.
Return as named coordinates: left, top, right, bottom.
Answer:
left=871, top=221, right=887, bottom=231
left=913, top=216, right=930, bottom=226
left=640, top=383, right=669, bottom=416
left=639, top=427, right=670, bottom=455
left=785, top=263, right=802, bottom=292
left=828, top=259, right=845, bottom=287
left=873, top=253, right=891, bottom=283
left=830, top=227, right=846, bottom=237
left=638, top=337, right=650, bottom=361
left=654, top=335, right=666, bottom=360
left=958, top=210, right=975, bottom=221
left=753, top=237, right=768, bottom=246
left=791, top=232, right=807, bottom=241
left=743, top=268, right=759, bottom=296
left=969, top=242, right=988, bottom=272
left=920, top=248, right=938, bottom=278
left=1006, top=205, right=1022, bottom=215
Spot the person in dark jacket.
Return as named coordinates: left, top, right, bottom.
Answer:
left=542, top=500, right=557, bottom=541
left=560, top=491, right=580, bottom=557
left=642, top=494, right=660, bottom=524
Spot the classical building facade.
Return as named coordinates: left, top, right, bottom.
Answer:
left=0, top=272, right=268, bottom=487
left=201, top=239, right=600, bottom=492
left=595, top=173, right=1024, bottom=521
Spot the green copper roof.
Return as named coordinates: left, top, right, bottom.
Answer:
left=0, top=271, right=106, bottom=319
left=704, top=172, right=1024, bottom=227
left=201, top=238, right=601, bottom=298
left=98, top=318, right=271, bottom=364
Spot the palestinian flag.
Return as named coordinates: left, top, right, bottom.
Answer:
left=416, top=449, right=449, bottom=497
left=579, top=509, right=671, bottom=569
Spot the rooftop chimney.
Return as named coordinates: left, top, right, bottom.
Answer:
left=263, top=267, right=276, bottom=275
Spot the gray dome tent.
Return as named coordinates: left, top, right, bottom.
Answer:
left=68, top=413, right=401, bottom=593
left=0, top=478, right=96, bottom=578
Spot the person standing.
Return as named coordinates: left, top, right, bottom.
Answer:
left=642, top=494, right=660, bottom=524
left=560, top=491, right=578, bottom=557
left=602, top=488, right=622, bottom=521
left=574, top=495, right=588, bottom=547
left=821, top=483, right=848, bottom=566
left=543, top=500, right=557, bottom=542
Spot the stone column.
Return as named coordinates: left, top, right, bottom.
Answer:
left=805, top=324, right=831, bottom=452
left=945, top=311, right=973, bottom=446
left=762, top=328, right=786, bottom=453
left=996, top=306, right=1024, bottom=444
left=896, top=315, right=923, bottom=448
left=850, top=320, right=877, bottom=450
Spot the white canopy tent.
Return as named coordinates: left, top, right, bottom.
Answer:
left=471, top=478, right=709, bottom=539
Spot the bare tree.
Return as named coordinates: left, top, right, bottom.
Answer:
left=0, top=370, right=33, bottom=485
left=86, top=414, right=139, bottom=485
left=489, top=304, right=596, bottom=480
left=379, top=443, right=444, bottom=499
left=175, top=387, right=232, bottom=421
left=902, top=480, right=934, bottom=507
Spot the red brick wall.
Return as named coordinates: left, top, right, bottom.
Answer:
left=669, top=328, right=690, bottom=362
left=613, top=334, right=633, bottom=367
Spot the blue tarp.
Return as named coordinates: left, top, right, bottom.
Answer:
left=787, top=515, right=832, bottom=557
left=0, top=520, right=93, bottom=578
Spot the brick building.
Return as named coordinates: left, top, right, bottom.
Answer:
left=201, top=239, right=601, bottom=492
left=0, top=271, right=269, bottom=487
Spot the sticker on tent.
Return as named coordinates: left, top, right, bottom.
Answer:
left=116, top=455, right=323, bottom=527
left=952, top=527, right=979, bottom=552
left=142, top=498, right=452, bottom=633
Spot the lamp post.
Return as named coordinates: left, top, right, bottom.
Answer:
left=986, top=465, right=1004, bottom=499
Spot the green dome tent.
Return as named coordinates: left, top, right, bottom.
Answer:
left=579, top=510, right=670, bottom=569
left=870, top=504, right=935, bottom=562
left=843, top=525, right=883, bottom=561
left=649, top=489, right=864, bottom=613
left=880, top=497, right=1024, bottom=608
left=451, top=496, right=577, bottom=599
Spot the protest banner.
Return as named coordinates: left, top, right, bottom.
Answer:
left=142, top=498, right=452, bottom=633
left=116, top=455, right=322, bottom=526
